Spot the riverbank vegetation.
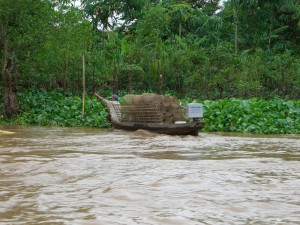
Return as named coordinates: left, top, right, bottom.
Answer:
left=202, top=98, right=300, bottom=134
left=1, top=0, right=299, bottom=133
left=1, top=89, right=299, bottom=134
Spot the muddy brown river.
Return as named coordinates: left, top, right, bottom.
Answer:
left=0, top=125, right=299, bottom=225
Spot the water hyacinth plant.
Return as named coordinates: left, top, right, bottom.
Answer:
left=0, top=89, right=110, bottom=128
left=1, top=89, right=299, bottom=134
left=202, top=98, right=300, bottom=134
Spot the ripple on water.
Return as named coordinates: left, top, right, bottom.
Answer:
left=0, top=126, right=300, bottom=225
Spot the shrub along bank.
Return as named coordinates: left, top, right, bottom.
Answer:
left=0, top=89, right=110, bottom=128
left=201, top=98, right=300, bottom=134
left=0, top=90, right=299, bottom=134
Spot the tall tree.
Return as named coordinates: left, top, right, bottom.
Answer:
left=187, top=0, right=221, bottom=15
left=167, top=3, right=195, bottom=38
left=0, top=0, right=54, bottom=117
left=223, top=0, right=300, bottom=53
left=0, top=0, right=91, bottom=116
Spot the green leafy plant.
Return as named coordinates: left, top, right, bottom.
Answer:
left=0, top=89, right=110, bottom=128
left=1, top=90, right=299, bottom=134
left=202, top=98, right=300, bottom=134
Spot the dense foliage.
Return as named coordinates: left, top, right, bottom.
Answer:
left=0, top=89, right=110, bottom=128
left=0, top=0, right=300, bottom=133
left=1, top=0, right=299, bottom=98
left=202, top=98, right=300, bottom=134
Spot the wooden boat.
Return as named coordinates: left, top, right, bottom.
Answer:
left=111, top=120, right=204, bottom=136
left=94, top=92, right=204, bottom=136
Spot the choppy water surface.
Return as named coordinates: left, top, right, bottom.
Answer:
left=0, top=125, right=299, bottom=225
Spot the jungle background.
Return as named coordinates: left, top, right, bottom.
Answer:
left=0, top=0, right=300, bottom=133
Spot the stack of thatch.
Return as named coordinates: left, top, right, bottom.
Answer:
left=121, top=93, right=185, bottom=124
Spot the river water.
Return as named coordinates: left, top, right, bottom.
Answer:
left=0, top=125, right=299, bottom=225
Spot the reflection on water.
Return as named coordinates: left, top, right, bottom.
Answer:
left=0, top=125, right=300, bottom=225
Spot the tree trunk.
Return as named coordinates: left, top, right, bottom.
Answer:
left=113, top=61, right=118, bottom=94
left=63, top=57, right=68, bottom=94
left=179, top=21, right=182, bottom=38
left=128, top=72, right=132, bottom=94
left=234, top=24, right=238, bottom=55
left=1, top=38, right=19, bottom=117
left=234, top=7, right=238, bottom=55
left=82, top=55, right=86, bottom=118
left=158, top=74, right=163, bottom=95
left=102, top=23, right=108, bottom=63
left=157, top=60, right=162, bottom=94
left=280, top=65, right=286, bottom=99
left=268, top=25, right=272, bottom=51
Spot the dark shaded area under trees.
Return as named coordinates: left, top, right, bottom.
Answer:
left=1, top=0, right=300, bottom=117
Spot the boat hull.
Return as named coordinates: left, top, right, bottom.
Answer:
left=111, top=121, right=204, bottom=136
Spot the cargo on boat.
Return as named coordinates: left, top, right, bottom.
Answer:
left=94, top=93, right=204, bottom=136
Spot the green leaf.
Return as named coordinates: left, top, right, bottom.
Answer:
left=273, top=26, right=289, bottom=35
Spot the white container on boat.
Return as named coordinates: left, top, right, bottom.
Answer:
left=175, top=121, right=186, bottom=124
left=186, top=103, right=203, bottom=118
